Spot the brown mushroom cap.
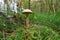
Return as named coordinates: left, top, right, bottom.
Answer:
left=22, top=9, right=32, bottom=14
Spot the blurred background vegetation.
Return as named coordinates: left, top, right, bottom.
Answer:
left=0, top=0, right=60, bottom=40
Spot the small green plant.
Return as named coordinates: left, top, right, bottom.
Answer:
left=6, top=24, right=60, bottom=40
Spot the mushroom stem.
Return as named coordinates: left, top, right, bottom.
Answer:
left=25, top=14, right=29, bottom=40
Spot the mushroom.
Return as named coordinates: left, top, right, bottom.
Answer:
left=22, top=9, right=32, bottom=14
left=22, top=9, right=32, bottom=39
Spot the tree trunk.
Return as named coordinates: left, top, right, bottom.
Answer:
left=28, top=0, right=31, bottom=9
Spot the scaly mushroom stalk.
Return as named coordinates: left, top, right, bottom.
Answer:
left=22, top=9, right=32, bottom=40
